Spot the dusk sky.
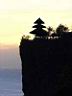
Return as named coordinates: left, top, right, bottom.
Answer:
left=0, top=0, right=72, bottom=46
left=0, top=0, right=72, bottom=69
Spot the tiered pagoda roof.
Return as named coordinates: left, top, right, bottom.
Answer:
left=30, top=18, right=48, bottom=37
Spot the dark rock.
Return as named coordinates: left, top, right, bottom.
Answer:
left=19, top=38, right=72, bottom=96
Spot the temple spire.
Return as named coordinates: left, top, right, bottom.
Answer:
left=34, top=18, right=44, bottom=24
left=30, top=18, right=48, bottom=38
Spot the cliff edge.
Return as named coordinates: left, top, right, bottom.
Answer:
left=19, top=18, right=72, bottom=96
left=20, top=38, right=72, bottom=96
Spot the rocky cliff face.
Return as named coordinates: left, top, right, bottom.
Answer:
left=19, top=38, right=72, bottom=96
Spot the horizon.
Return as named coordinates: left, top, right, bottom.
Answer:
left=0, top=45, right=21, bottom=69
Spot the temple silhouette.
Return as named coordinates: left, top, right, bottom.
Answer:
left=19, top=18, right=72, bottom=96
left=30, top=18, right=48, bottom=38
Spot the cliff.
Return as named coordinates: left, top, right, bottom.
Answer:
left=20, top=38, right=72, bottom=96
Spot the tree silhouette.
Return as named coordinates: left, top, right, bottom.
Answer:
left=63, top=27, right=69, bottom=32
left=30, top=18, right=48, bottom=39
left=56, top=24, right=65, bottom=37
